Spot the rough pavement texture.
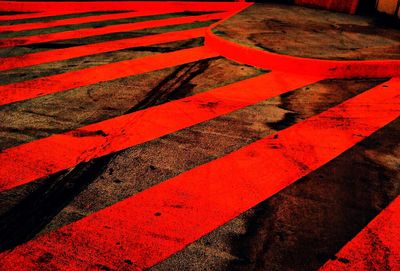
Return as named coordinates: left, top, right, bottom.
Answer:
left=214, top=3, right=400, bottom=60
left=0, top=4, right=399, bottom=271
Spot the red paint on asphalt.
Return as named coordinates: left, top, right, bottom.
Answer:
left=0, top=71, right=320, bottom=192
left=0, top=11, right=101, bottom=22
left=319, top=196, right=400, bottom=271
left=0, top=46, right=217, bottom=105
left=0, top=1, right=248, bottom=13
left=0, top=78, right=398, bottom=271
left=0, top=2, right=398, bottom=270
left=0, top=12, right=228, bottom=48
left=205, top=28, right=400, bottom=78
left=0, top=28, right=207, bottom=71
left=0, top=11, right=142, bottom=32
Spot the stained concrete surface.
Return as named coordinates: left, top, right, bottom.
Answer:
left=214, top=3, right=400, bottom=60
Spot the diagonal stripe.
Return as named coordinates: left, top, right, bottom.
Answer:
left=0, top=46, right=217, bottom=105
left=0, top=28, right=206, bottom=71
left=0, top=11, right=168, bottom=32
left=0, top=12, right=228, bottom=48
left=0, top=2, right=246, bottom=14
left=0, top=11, right=101, bottom=22
left=0, top=78, right=398, bottom=271
left=319, top=196, right=400, bottom=271
left=0, top=12, right=215, bottom=40
left=0, top=72, right=320, bottom=192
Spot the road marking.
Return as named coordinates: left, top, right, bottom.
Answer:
left=0, top=12, right=228, bottom=48
left=0, top=77, right=397, bottom=271
left=0, top=11, right=177, bottom=32
left=0, top=28, right=207, bottom=71
left=0, top=71, right=320, bottom=192
left=0, top=11, right=104, bottom=22
left=205, top=17, right=400, bottom=78
left=319, top=196, right=400, bottom=271
left=0, top=46, right=218, bottom=105
left=0, top=1, right=246, bottom=14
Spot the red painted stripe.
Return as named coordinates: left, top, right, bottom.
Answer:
left=0, top=2, right=248, bottom=13
left=0, top=12, right=47, bottom=21
left=0, top=9, right=219, bottom=33
left=0, top=78, right=398, bottom=271
left=0, top=2, right=238, bottom=23
left=0, top=12, right=228, bottom=48
left=0, top=72, right=320, bottom=192
left=319, top=196, right=400, bottom=271
left=205, top=28, right=400, bottom=78
left=0, top=28, right=207, bottom=71
left=0, top=46, right=217, bottom=105
left=0, top=11, right=139, bottom=32
left=0, top=11, right=98, bottom=22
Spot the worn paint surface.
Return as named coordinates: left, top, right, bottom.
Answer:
left=0, top=2, right=399, bottom=271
